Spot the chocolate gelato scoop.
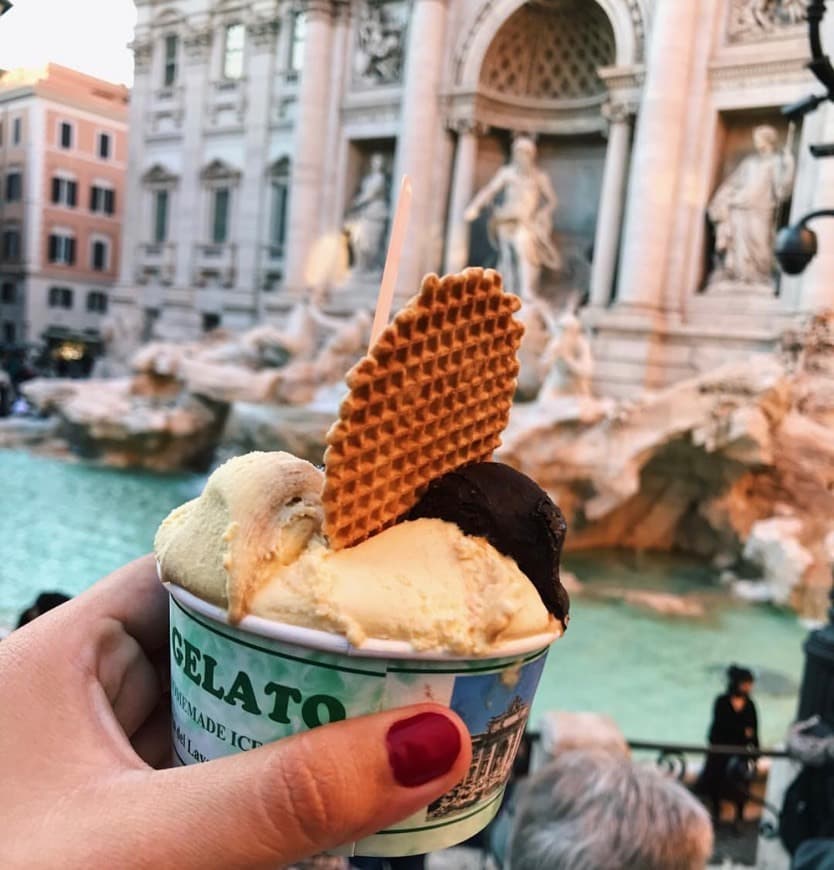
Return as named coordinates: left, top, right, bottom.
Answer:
left=406, top=462, right=569, bottom=629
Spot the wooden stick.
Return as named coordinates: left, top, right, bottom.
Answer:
left=369, top=175, right=412, bottom=349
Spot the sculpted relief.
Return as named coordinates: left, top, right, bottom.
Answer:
left=706, top=125, right=795, bottom=292
left=354, top=1, right=406, bottom=85
left=728, top=0, right=808, bottom=41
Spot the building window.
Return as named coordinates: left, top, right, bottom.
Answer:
left=90, top=185, right=116, bottom=215
left=51, top=176, right=77, bottom=207
left=97, top=132, right=111, bottom=160
left=269, top=159, right=290, bottom=256
left=2, top=321, right=14, bottom=344
left=59, top=121, right=73, bottom=149
left=48, top=233, right=76, bottom=265
left=202, top=312, right=221, bottom=332
left=5, top=171, right=22, bottom=202
left=152, top=190, right=169, bottom=243
left=12, top=117, right=21, bottom=145
left=211, top=188, right=230, bottom=244
left=91, top=239, right=109, bottom=271
left=2, top=228, right=21, bottom=260
left=87, top=291, right=108, bottom=313
left=1, top=282, right=15, bottom=304
left=223, top=23, right=245, bottom=80
left=48, top=286, right=73, bottom=309
left=163, top=33, right=179, bottom=87
left=289, top=12, right=306, bottom=72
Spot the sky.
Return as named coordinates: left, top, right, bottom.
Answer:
left=0, top=0, right=137, bottom=86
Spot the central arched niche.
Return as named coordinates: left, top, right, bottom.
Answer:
left=480, top=0, right=615, bottom=103
left=467, top=0, right=617, bottom=304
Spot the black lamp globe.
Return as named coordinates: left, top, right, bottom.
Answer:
left=775, top=223, right=819, bottom=275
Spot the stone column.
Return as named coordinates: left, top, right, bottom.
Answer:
left=116, top=35, right=153, bottom=296
left=443, top=121, right=479, bottom=274
left=588, top=103, right=632, bottom=308
left=236, top=14, right=280, bottom=315
left=614, top=0, right=699, bottom=309
left=174, top=22, right=213, bottom=288
left=283, top=1, right=336, bottom=295
left=393, top=0, right=449, bottom=297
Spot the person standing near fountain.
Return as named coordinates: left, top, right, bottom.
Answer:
left=464, top=136, right=561, bottom=305
left=697, top=665, right=760, bottom=828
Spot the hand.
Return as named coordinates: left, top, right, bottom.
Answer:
left=463, top=205, right=479, bottom=222
left=0, top=556, right=472, bottom=869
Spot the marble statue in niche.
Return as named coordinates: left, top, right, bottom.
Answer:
left=538, top=312, right=594, bottom=400
left=355, top=2, right=404, bottom=85
left=345, top=154, right=390, bottom=274
left=707, top=125, right=795, bottom=290
left=464, top=136, right=562, bottom=305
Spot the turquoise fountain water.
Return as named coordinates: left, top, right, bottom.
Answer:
left=1, top=449, right=806, bottom=746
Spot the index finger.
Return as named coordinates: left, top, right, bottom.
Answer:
left=74, top=555, right=169, bottom=654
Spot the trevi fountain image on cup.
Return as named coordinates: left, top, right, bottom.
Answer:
left=3, top=0, right=834, bottom=864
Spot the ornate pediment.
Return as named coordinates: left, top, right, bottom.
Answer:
left=200, top=158, right=242, bottom=182
left=267, top=155, right=291, bottom=176
left=141, top=163, right=178, bottom=185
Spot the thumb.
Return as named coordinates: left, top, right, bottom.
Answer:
left=120, top=704, right=471, bottom=869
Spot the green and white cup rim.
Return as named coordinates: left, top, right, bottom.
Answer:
left=165, top=582, right=561, bottom=662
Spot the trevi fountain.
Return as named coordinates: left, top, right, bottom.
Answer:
left=2, top=0, right=830, bottom=791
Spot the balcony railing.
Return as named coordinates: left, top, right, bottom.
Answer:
left=192, top=242, right=237, bottom=288
left=135, top=242, right=176, bottom=285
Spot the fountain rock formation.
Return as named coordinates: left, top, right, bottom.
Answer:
left=500, top=311, right=834, bottom=620
left=21, top=304, right=370, bottom=471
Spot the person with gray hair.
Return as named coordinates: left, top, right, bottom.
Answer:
left=509, top=748, right=713, bottom=870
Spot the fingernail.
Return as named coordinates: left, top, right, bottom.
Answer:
left=386, top=712, right=462, bottom=787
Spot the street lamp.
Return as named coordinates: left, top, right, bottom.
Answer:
left=774, top=209, right=834, bottom=274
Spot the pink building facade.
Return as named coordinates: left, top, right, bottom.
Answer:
left=0, top=65, right=127, bottom=367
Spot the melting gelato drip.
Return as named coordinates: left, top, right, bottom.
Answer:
left=406, top=462, right=570, bottom=629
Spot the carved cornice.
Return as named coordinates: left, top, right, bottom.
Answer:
left=184, top=24, right=213, bottom=63
left=247, top=14, right=281, bottom=48
left=709, top=55, right=811, bottom=87
left=131, top=38, right=154, bottom=72
left=442, top=89, right=607, bottom=137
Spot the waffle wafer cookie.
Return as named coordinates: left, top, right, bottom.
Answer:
left=323, top=267, right=524, bottom=550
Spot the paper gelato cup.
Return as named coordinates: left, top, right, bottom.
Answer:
left=166, top=583, right=558, bottom=857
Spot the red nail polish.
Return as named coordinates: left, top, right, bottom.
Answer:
left=386, top=712, right=462, bottom=787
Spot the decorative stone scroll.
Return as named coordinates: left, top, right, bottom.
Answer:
left=728, top=0, right=809, bottom=42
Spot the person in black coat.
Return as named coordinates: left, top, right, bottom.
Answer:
left=697, top=665, right=760, bottom=827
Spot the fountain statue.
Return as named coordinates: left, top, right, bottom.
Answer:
left=539, top=312, right=594, bottom=401
left=706, top=124, right=795, bottom=290
left=345, top=154, right=390, bottom=274
left=464, top=135, right=561, bottom=305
